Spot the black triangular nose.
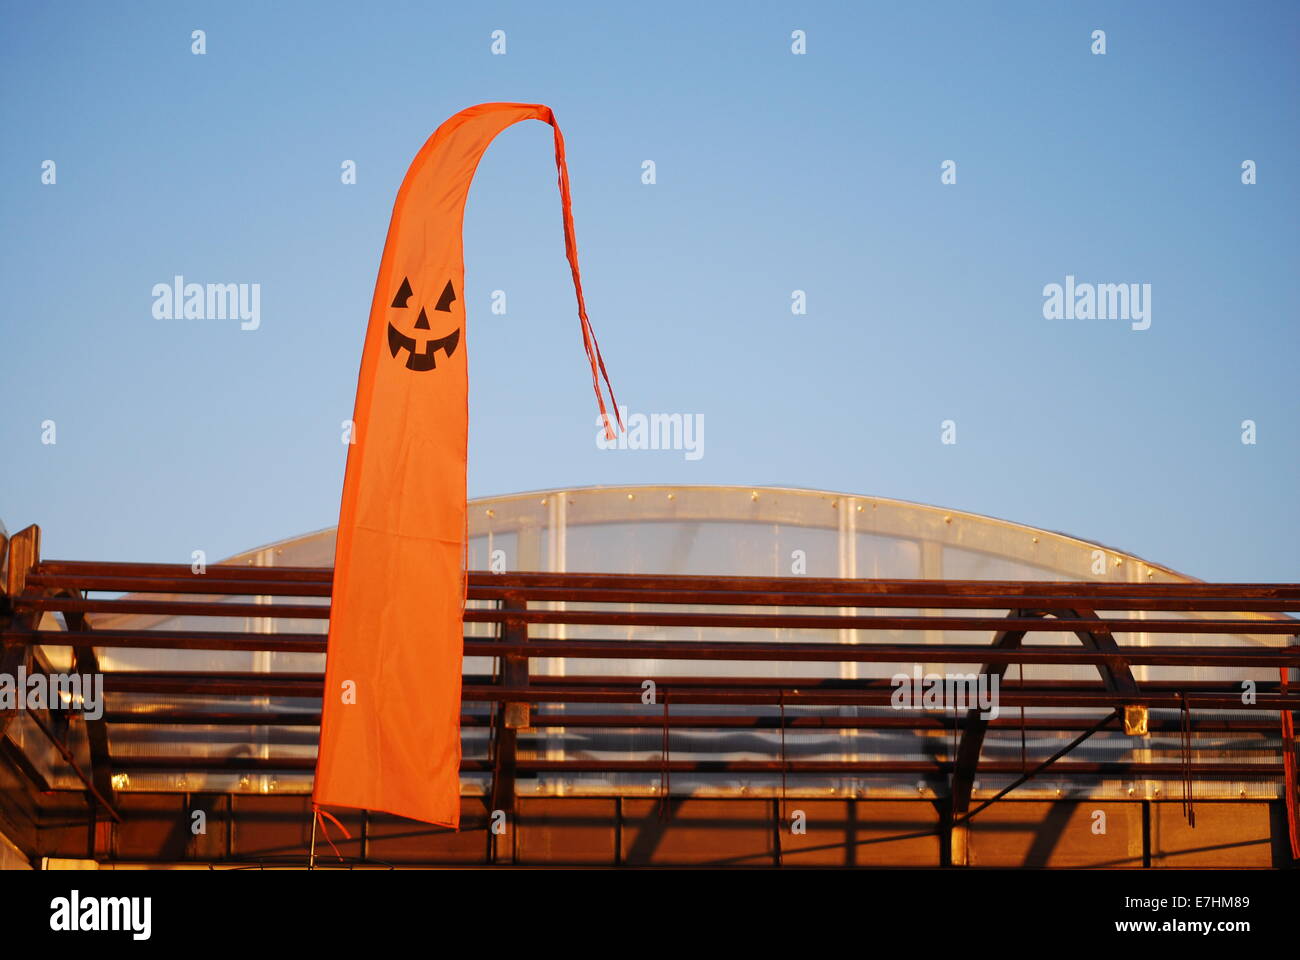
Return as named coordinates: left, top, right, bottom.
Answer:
left=391, top=277, right=413, bottom=309
left=414, top=307, right=430, bottom=330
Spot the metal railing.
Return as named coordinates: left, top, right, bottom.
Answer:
left=2, top=527, right=1298, bottom=864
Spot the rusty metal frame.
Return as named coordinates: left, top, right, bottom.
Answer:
left=0, top=528, right=121, bottom=837
left=0, top=553, right=1297, bottom=867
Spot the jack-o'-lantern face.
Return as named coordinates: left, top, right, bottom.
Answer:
left=386, top=276, right=461, bottom=371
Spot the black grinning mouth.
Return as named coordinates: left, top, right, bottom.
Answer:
left=387, top=320, right=460, bottom=371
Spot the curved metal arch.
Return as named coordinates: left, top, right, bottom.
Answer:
left=948, top=607, right=1144, bottom=865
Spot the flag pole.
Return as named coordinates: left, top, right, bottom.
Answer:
left=309, top=808, right=318, bottom=870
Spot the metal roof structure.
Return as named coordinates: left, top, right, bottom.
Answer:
left=1, top=485, right=1296, bottom=867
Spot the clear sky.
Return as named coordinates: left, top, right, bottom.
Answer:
left=1, top=1, right=1296, bottom=581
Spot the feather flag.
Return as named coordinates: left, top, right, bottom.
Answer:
left=314, top=103, right=619, bottom=828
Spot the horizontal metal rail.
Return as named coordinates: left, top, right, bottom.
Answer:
left=13, top=595, right=1299, bottom=635
left=6, top=629, right=1299, bottom=667
left=30, top=560, right=1300, bottom=597
left=24, top=571, right=1300, bottom=612
left=95, top=709, right=1285, bottom=733
left=79, top=674, right=1300, bottom=710
left=103, top=756, right=1284, bottom=778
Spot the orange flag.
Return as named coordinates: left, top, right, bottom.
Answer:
left=314, top=103, right=619, bottom=828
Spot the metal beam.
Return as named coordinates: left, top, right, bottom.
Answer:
left=100, top=755, right=1284, bottom=777
left=6, top=629, right=1297, bottom=670
left=25, top=570, right=1300, bottom=612
left=16, top=594, right=1300, bottom=634
left=4, top=526, right=39, bottom=599
left=63, top=608, right=117, bottom=820
left=0, top=643, right=28, bottom=741
left=30, top=559, right=1300, bottom=596
left=489, top=593, right=528, bottom=864
left=948, top=609, right=1043, bottom=865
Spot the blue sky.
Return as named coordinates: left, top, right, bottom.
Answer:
left=1, top=1, right=1296, bottom=581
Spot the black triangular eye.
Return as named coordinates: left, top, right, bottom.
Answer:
left=434, top=280, right=456, bottom=312
left=391, top=277, right=413, bottom=308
